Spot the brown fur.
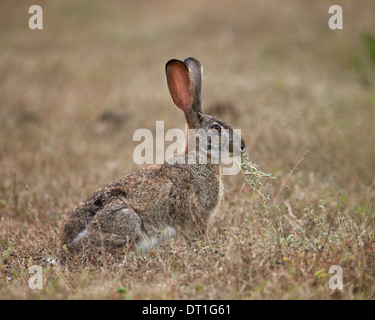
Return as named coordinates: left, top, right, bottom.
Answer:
left=60, top=58, right=245, bottom=255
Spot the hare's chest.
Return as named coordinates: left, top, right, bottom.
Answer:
left=217, top=177, right=224, bottom=205
left=212, top=176, right=224, bottom=213
left=193, top=170, right=223, bottom=213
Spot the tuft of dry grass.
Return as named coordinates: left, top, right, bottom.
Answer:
left=1, top=0, right=375, bottom=299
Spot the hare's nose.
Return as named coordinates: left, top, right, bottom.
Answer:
left=240, top=139, right=246, bottom=153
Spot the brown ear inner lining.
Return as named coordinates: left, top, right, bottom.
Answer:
left=166, top=61, right=196, bottom=154
left=167, top=61, right=194, bottom=127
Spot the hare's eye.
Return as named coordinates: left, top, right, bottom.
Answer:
left=211, top=124, right=221, bottom=133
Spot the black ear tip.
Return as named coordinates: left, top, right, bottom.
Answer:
left=166, top=58, right=201, bottom=72
left=166, top=58, right=181, bottom=65
left=165, top=59, right=188, bottom=73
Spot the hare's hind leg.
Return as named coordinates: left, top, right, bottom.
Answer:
left=85, top=204, right=143, bottom=251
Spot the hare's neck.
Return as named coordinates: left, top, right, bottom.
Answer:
left=184, top=124, right=191, bottom=155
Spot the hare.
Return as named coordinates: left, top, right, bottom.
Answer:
left=60, top=57, right=246, bottom=256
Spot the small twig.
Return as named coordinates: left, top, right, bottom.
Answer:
left=234, top=154, right=275, bottom=200
left=316, top=209, right=338, bottom=262
left=272, top=151, right=308, bottom=207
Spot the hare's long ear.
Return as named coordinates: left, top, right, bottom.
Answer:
left=184, top=57, right=203, bottom=115
left=166, top=59, right=199, bottom=128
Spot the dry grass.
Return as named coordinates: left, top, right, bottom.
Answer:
left=1, top=0, right=375, bottom=299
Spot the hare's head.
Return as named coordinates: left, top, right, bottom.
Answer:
left=166, top=57, right=246, bottom=162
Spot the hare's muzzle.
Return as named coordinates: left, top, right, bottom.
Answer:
left=240, top=138, right=246, bottom=154
left=227, top=130, right=246, bottom=157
